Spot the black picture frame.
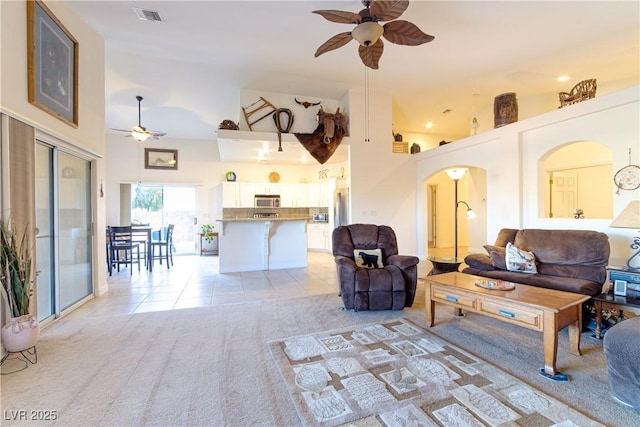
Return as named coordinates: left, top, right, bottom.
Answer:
left=144, top=148, right=178, bottom=170
left=28, top=0, right=79, bottom=127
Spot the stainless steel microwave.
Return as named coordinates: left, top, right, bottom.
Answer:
left=254, top=195, right=280, bottom=208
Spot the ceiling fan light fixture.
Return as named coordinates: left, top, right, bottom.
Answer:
left=132, top=131, right=150, bottom=142
left=351, top=21, right=384, bottom=46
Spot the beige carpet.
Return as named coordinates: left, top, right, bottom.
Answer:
left=269, top=319, right=600, bottom=426
left=1, top=289, right=639, bottom=426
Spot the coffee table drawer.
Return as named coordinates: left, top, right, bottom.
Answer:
left=478, top=299, right=541, bottom=329
left=432, top=286, right=476, bottom=309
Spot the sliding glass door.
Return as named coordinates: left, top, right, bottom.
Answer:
left=128, top=184, right=197, bottom=254
left=35, top=143, right=55, bottom=321
left=35, top=143, right=93, bottom=321
left=58, top=151, right=92, bottom=310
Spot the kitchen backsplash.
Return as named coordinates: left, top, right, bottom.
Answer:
left=222, top=207, right=328, bottom=220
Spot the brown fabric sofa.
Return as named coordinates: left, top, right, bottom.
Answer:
left=332, top=224, right=419, bottom=311
left=463, top=228, right=610, bottom=296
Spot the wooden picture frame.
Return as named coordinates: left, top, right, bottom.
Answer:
left=28, top=0, right=79, bottom=127
left=144, top=148, right=178, bottom=170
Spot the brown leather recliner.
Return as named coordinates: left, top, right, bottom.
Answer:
left=332, top=224, right=419, bottom=311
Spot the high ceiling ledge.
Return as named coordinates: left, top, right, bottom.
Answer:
left=216, top=129, right=350, bottom=165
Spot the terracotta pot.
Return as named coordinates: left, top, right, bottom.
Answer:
left=1, top=315, right=40, bottom=353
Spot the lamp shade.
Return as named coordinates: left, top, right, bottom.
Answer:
left=610, top=200, right=640, bottom=229
left=445, top=168, right=467, bottom=180
left=351, top=22, right=384, bottom=47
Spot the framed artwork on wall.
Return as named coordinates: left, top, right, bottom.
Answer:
left=28, top=0, right=79, bottom=127
left=144, top=148, right=178, bottom=170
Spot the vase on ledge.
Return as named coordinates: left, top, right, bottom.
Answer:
left=1, top=314, right=40, bottom=353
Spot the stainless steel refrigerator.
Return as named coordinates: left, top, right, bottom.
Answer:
left=334, top=187, right=349, bottom=227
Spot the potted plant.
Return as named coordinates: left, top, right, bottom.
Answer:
left=201, top=224, right=216, bottom=243
left=1, top=220, right=39, bottom=353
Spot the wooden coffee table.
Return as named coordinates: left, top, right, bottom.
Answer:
left=423, top=272, right=590, bottom=381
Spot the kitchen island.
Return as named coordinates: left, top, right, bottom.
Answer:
left=216, top=217, right=308, bottom=273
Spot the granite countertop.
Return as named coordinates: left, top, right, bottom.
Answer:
left=217, top=217, right=310, bottom=222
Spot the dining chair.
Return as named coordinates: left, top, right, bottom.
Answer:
left=131, top=223, right=150, bottom=269
left=151, top=224, right=175, bottom=268
left=107, top=225, right=141, bottom=275
left=105, top=227, right=112, bottom=276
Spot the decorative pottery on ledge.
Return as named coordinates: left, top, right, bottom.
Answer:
left=494, top=92, right=518, bottom=128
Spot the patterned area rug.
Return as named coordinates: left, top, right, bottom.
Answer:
left=269, top=319, right=602, bottom=427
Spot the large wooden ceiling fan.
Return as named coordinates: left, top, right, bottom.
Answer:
left=112, top=96, right=166, bottom=141
left=313, top=0, right=434, bottom=69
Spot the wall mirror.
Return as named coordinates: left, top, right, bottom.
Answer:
left=541, top=141, right=613, bottom=219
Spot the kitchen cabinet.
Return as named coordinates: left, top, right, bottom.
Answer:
left=307, top=181, right=334, bottom=207
left=238, top=183, right=256, bottom=207
left=253, top=183, right=280, bottom=195
left=222, top=182, right=255, bottom=208
left=281, top=183, right=309, bottom=207
left=216, top=218, right=308, bottom=272
left=307, top=223, right=331, bottom=252
left=222, top=182, right=240, bottom=207
left=223, top=181, right=334, bottom=209
left=306, top=184, right=320, bottom=207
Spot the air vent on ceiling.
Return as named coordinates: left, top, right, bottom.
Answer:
left=132, top=7, right=163, bottom=22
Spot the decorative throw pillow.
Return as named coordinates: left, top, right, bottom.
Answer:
left=505, top=242, right=537, bottom=273
left=353, top=249, right=383, bottom=269
left=483, top=244, right=507, bottom=270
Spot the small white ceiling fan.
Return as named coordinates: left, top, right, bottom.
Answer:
left=112, top=95, right=166, bottom=141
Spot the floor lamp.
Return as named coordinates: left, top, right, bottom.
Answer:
left=445, top=168, right=476, bottom=259
left=610, top=200, right=640, bottom=271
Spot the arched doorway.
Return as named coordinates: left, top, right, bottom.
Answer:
left=424, top=167, right=486, bottom=260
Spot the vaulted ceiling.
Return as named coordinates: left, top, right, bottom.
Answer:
left=66, top=1, right=639, bottom=144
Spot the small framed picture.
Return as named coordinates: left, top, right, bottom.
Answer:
left=613, top=280, right=627, bottom=296
left=144, top=148, right=178, bottom=170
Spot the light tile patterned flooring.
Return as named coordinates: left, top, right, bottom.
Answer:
left=72, top=248, right=461, bottom=318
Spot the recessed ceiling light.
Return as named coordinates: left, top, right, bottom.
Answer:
left=425, top=122, right=433, bottom=128
left=557, top=75, right=570, bottom=82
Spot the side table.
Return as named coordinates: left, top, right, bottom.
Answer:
left=199, top=232, right=219, bottom=256
left=592, top=291, right=640, bottom=339
left=428, top=256, right=463, bottom=275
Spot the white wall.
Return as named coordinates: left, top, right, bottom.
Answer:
left=416, top=86, right=640, bottom=266
left=347, top=88, right=418, bottom=255
left=0, top=1, right=105, bottom=153
left=0, top=1, right=109, bottom=296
